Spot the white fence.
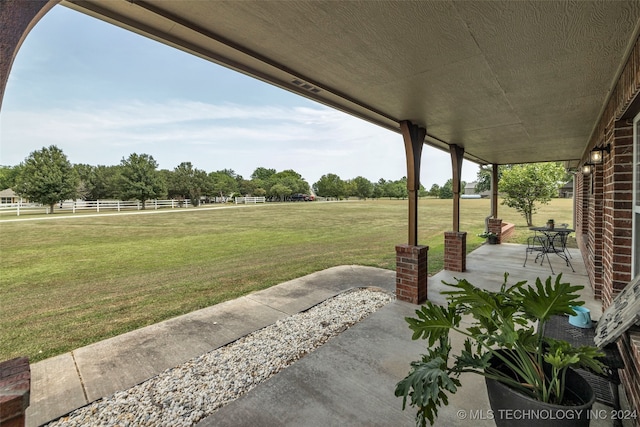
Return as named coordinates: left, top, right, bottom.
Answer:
left=234, top=196, right=266, bottom=204
left=0, top=202, right=45, bottom=216
left=0, top=199, right=193, bottom=216
left=62, top=199, right=192, bottom=212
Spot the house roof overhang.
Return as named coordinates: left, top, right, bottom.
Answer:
left=61, top=0, right=640, bottom=168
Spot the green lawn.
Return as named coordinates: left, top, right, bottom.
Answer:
left=0, top=198, right=574, bottom=362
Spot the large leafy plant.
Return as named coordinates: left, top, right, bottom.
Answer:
left=395, top=274, right=604, bottom=426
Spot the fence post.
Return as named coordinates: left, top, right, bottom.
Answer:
left=17, top=198, right=21, bottom=216
left=97, top=200, right=100, bottom=213
left=73, top=201, right=76, bottom=214
left=155, top=199, right=158, bottom=210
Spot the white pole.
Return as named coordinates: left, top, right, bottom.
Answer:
left=97, top=200, right=100, bottom=213
left=17, top=198, right=21, bottom=216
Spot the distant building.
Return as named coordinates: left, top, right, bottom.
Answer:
left=463, top=181, right=490, bottom=198
left=558, top=179, right=574, bottom=198
left=0, top=188, right=22, bottom=204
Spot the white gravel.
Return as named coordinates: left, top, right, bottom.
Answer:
left=47, top=288, right=393, bottom=427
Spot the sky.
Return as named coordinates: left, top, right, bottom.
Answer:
left=0, top=4, right=480, bottom=188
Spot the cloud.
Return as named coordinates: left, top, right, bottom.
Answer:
left=0, top=99, right=479, bottom=185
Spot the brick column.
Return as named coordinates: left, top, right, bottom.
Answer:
left=0, top=357, right=30, bottom=427
left=444, top=231, right=467, bottom=272
left=487, top=218, right=503, bottom=243
left=395, top=244, right=428, bottom=304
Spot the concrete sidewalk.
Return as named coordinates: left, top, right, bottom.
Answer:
left=195, top=244, right=598, bottom=427
left=26, top=265, right=397, bottom=427
left=195, top=294, right=493, bottom=427
left=27, top=244, right=617, bottom=427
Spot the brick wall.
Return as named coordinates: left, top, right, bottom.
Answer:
left=575, top=171, right=587, bottom=250
left=501, top=222, right=515, bottom=240
left=0, top=357, right=30, bottom=427
left=602, top=120, right=634, bottom=308
left=588, top=166, right=605, bottom=300
left=444, top=231, right=466, bottom=272
left=395, top=244, right=428, bottom=304
left=576, top=34, right=640, bottom=418
left=487, top=218, right=503, bottom=243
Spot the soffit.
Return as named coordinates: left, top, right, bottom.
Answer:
left=62, top=0, right=640, bottom=167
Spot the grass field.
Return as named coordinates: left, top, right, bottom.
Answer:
left=0, top=198, right=574, bottom=362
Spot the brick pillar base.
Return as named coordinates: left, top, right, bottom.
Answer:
left=488, top=218, right=503, bottom=243
left=444, top=231, right=467, bottom=272
left=395, top=244, right=428, bottom=304
left=0, top=357, right=30, bottom=427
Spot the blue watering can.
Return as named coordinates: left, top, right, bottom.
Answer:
left=568, top=306, right=592, bottom=328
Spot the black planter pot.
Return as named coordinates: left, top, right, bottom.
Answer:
left=485, top=367, right=596, bottom=427
left=487, top=235, right=498, bottom=244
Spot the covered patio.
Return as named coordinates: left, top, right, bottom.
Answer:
left=2, top=1, right=640, bottom=424
left=23, top=243, right=622, bottom=427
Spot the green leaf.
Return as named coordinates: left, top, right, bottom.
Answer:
left=544, top=338, right=605, bottom=373
left=454, top=340, right=492, bottom=371
left=514, top=274, right=584, bottom=322
left=395, top=356, right=460, bottom=426
left=406, top=302, right=459, bottom=346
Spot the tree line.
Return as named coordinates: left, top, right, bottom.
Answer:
left=0, top=145, right=459, bottom=213
left=1, top=146, right=570, bottom=225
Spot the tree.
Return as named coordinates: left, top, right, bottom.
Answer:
left=251, top=167, right=276, bottom=181
left=237, top=178, right=259, bottom=196
left=14, top=146, right=78, bottom=213
left=169, top=162, right=209, bottom=206
left=209, top=170, right=239, bottom=199
left=0, top=165, right=21, bottom=190
left=350, top=176, right=374, bottom=199
left=270, top=169, right=309, bottom=197
left=269, top=183, right=292, bottom=201
left=386, top=178, right=408, bottom=199
left=73, top=163, right=95, bottom=201
left=439, top=179, right=453, bottom=199
left=88, top=165, right=122, bottom=200
left=119, top=153, right=166, bottom=208
left=428, top=183, right=440, bottom=198
left=313, top=173, right=346, bottom=199
left=372, top=179, right=386, bottom=199
left=499, top=162, right=566, bottom=226
left=418, top=184, right=428, bottom=198
left=475, top=164, right=508, bottom=193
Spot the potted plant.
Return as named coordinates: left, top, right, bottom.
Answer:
left=547, top=219, right=555, bottom=229
left=478, top=231, right=498, bottom=244
left=395, top=274, right=604, bottom=427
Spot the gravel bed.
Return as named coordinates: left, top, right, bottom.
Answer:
left=48, top=288, right=393, bottom=427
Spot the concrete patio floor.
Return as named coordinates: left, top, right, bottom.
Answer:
left=26, top=243, right=624, bottom=426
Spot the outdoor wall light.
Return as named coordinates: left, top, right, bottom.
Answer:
left=582, top=164, right=593, bottom=175
left=590, top=144, right=610, bottom=164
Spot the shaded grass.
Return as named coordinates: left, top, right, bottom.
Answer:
left=0, top=198, right=574, bottom=362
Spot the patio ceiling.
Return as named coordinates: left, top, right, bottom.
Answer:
left=62, top=0, right=640, bottom=168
